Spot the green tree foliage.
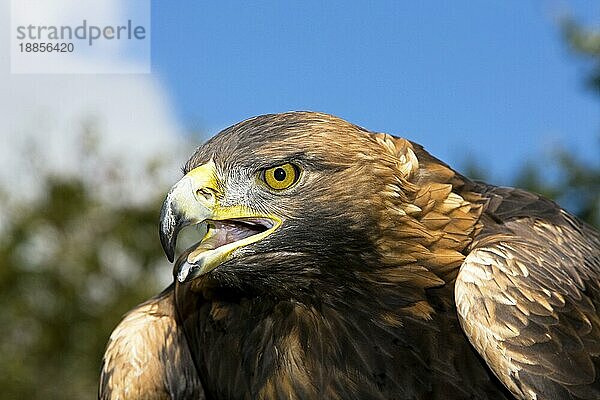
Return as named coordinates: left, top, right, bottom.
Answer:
left=512, top=147, right=600, bottom=228
left=512, top=20, right=600, bottom=228
left=0, top=157, right=171, bottom=399
left=466, top=20, right=600, bottom=228
left=564, top=19, right=600, bottom=95
left=555, top=20, right=600, bottom=227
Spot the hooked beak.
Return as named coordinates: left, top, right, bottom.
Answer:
left=159, top=160, right=281, bottom=282
left=159, top=161, right=219, bottom=262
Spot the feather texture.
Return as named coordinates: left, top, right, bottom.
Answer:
left=456, top=188, right=600, bottom=400
left=99, top=286, right=203, bottom=400
left=100, top=112, right=599, bottom=400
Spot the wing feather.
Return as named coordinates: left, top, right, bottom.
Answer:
left=456, top=188, right=600, bottom=400
left=99, top=285, right=204, bottom=400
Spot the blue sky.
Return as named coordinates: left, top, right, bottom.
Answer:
left=150, top=1, right=599, bottom=184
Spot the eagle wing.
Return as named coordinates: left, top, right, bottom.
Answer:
left=99, top=285, right=204, bottom=400
left=455, top=187, right=600, bottom=400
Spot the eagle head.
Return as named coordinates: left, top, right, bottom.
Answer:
left=159, top=112, right=429, bottom=297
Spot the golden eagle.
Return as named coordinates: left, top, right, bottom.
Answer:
left=100, top=112, right=600, bottom=400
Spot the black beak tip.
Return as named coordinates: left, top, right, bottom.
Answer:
left=159, top=202, right=179, bottom=263
left=162, top=238, right=175, bottom=263
left=159, top=223, right=176, bottom=262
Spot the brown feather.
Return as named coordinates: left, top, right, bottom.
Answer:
left=456, top=205, right=600, bottom=400
left=102, top=112, right=600, bottom=400
left=99, top=285, right=203, bottom=400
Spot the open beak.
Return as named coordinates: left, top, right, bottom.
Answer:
left=159, top=160, right=281, bottom=283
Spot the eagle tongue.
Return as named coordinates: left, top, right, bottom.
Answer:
left=188, top=221, right=260, bottom=262
left=202, top=222, right=254, bottom=247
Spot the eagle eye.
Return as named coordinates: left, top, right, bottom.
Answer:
left=262, top=163, right=300, bottom=190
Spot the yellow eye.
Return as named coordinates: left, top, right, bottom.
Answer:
left=263, top=163, right=299, bottom=190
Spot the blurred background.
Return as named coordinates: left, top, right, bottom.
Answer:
left=0, top=1, right=598, bottom=399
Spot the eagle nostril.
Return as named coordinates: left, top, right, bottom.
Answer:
left=196, top=187, right=215, bottom=202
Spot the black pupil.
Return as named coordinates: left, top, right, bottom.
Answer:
left=274, top=168, right=287, bottom=181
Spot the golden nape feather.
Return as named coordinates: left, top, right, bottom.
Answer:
left=100, top=112, right=600, bottom=400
